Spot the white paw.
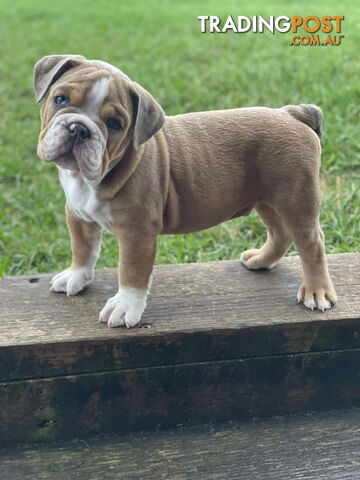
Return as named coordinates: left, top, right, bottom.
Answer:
left=297, top=284, right=337, bottom=312
left=99, top=288, right=147, bottom=328
left=50, top=267, right=94, bottom=296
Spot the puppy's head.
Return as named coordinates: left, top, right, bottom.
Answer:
left=34, top=55, right=165, bottom=184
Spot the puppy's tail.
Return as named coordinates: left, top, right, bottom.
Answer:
left=283, top=104, right=323, bottom=138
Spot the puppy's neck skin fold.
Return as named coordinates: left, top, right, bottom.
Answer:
left=97, top=141, right=145, bottom=201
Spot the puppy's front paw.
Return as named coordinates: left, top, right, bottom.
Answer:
left=50, top=267, right=94, bottom=296
left=99, top=288, right=147, bottom=328
left=297, top=283, right=337, bottom=311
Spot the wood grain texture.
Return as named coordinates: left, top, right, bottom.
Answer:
left=1, top=409, right=359, bottom=480
left=0, top=254, right=359, bottom=381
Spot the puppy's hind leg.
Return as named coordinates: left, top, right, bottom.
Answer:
left=277, top=192, right=337, bottom=311
left=240, top=202, right=292, bottom=270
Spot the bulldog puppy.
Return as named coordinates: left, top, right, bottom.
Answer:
left=34, top=54, right=337, bottom=327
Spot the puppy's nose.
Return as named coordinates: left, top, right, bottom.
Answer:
left=68, top=122, right=91, bottom=141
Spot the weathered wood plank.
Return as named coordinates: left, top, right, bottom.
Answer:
left=0, top=254, right=359, bottom=381
left=1, top=348, right=359, bottom=445
left=1, top=409, right=359, bottom=480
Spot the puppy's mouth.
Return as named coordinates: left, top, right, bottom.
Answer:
left=51, top=150, right=79, bottom=171
left=38, top=113, right=107, bottom=181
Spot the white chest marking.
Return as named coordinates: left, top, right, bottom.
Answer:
left=59, top=170, right=112, bottom=230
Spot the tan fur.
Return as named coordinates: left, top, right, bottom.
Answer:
left=35, top=55, right=337, bottom=326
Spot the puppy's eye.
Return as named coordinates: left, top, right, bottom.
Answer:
left=54, top=95, right=69, bottom=107
left=106, top=118, right=122, bottom=131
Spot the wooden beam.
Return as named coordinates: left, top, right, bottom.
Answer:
left=0, top=253, right=359, bottom=381
left=0, top=253, right=359, bottom=445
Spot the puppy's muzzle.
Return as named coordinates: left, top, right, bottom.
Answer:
left=69, top=122, right=91, bottom=143
left=39, top=113, right=107, bottom=182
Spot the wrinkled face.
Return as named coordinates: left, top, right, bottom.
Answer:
left=35, top=56, right=165, bottom=185
left=37, top=62, right=134, bottom=184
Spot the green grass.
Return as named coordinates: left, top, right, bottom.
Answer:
left=0, top=0, right=359, bottom=276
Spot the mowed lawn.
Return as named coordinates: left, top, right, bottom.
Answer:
left=0, top=0, right=359, bottom=275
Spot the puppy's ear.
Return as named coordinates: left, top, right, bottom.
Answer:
left=34, top=54, right=86, bottom=103
left=130, top=82, right=165, bottom=149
